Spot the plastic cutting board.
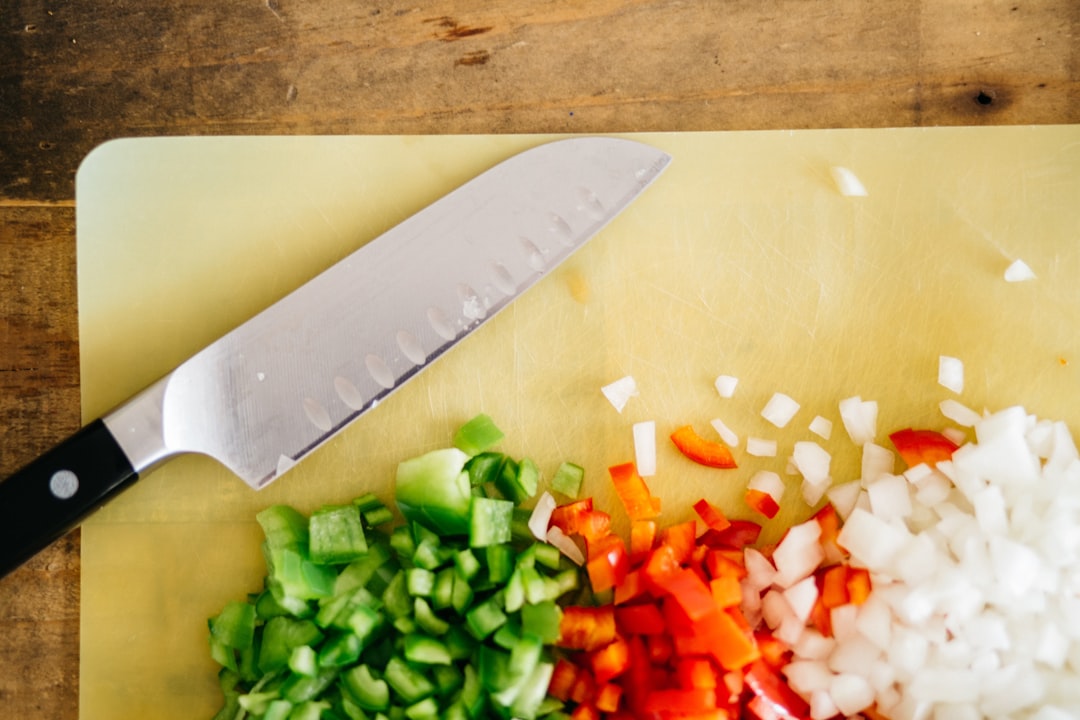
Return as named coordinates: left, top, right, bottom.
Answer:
left=75, top=128, right=1080, bottom=719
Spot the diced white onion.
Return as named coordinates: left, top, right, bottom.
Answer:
left=940, top=398, right=981, bottom=427
left=866, top=474, right=913, bottom=522
left=783, top=576, right=819, bottom=623
left=714, top=374, right=739, bottom=398
left=748, top=470, right=785, bottom=504
left=809, top=415, right=833, bottom=440
left=528, top=491, right=557, bottom=540
left=825, top=481, right=861, bottom=521
left=1004, top=258, right=1037, bottom=282
left=709, top=417, right=739, bottom=448
left=941, top=426, right=968, bottom=446
left=839, top=396, right=877, bottom=445
left=632, top=420, right=656, bottom=477
left=744, top=547, right=778, bottom=592
left=771, top=519, right=824, bottom=589
left=860, top=442, right=895, bottom=485
left=747, top=437, right=778, bottom=457
left=545, top=526, right=584, bottom=566
left=938, top=355, right=965, bottom=394
left=601, top=375, right=638, bottom=413
left=829, top=673, right=875, bottom=716
left=829, top=166, right=869, bottom=197
left=762, top=392, right=800, bottom=428
left=793, top=441, right=831, bottom=487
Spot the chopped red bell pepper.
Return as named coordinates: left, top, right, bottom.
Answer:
left=615, top=603, right=666, bottom=636
left=659, top=520, right=697, bottom=565
left=589, top=635, right=631, bottom=685
left=745, top=488, right=780, bottom=519
left=698, top=520, right=763, bottom=550
left=670, top=425, right=738, bottom=469
left=559, top=606, right=617, bottom=651
left=630, top=519, right=657, bottom=559
left=889, top=428, right=959, bottom=468
left=642, top=688, right=718, bottom=715
left=743, top=660, right=810, bottom=720
left=694, top=498, right=733, bottom=531
left=608, top=463, right=661, bottom=520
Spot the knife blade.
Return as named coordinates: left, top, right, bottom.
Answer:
left=0, top=136, right=671, bottom=578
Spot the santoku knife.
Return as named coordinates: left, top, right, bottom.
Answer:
left=0, top=136, right=671, bottom=579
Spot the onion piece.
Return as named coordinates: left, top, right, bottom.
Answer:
left=809, top=415, right=833, bottom=440
left=839, top=396, right=877, bottom=445
left=829, top=166, right=869, bottom=197
left=748, top=470, right=785, bottom=506
left=714, top=374, right=739, bottom=398
left=528, top=491, right=557, bottom=540
left=793, top=441, right=831, bottom=487
left=746, top=437, right=778, bottom=457
left=762, top=392, right=800, bottom=428
left=1004, top=258, right=1037, bottom=282
left=632, top=420, right=657, bottom=477
left=940, top=398, right=980, bottom=427
left=938, top=355, right=964, bottom=394
left=545, top=525, right=584, bottom=566
left=601, top=375, right=638, bottom=413
left=709, top=417, right=739, bottom=448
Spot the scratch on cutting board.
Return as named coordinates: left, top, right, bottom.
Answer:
left=645, top=281, right=737, bottom=333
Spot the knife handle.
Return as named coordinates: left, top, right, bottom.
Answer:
left=0, top=419, right=137, bottom=579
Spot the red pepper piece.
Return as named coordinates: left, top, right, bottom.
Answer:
left=664, top=568, right=717, bottom=622
left=698, top=520, right=763, bottom=550
left=675, top=657, right=720, bottom=690
left=550, top=499, right=594, bottom=535
left=889, top=428, right=959, bottom=468
left=608, top=462, right=661, bottom=521
left=820, top=565, right=849, bottom=609
left=589, top=634, right=631, bottom=685
left=595, top=682, right=622, bottom=713
left=613, top=568, right=647, bottom=606
left=671, top=425, right=739, bottom=469
left=846, top=566, right=872, bottom=605
left=630, top=519, right=657, bottom=558
left=549, top=658, right=580, bottom=701
left=615, top=603, right=666, bottom=635
left=559, top=606, right=617, bottom=651
left=643, top=688, right=718, bottom=714
left=743, top=659, right=811, bottom=720
left=659, top=520, right=697, bottom=565
left=745, top=488, right=781, bottom=519
left=710, top=575, right=743, bottom=609
left=694, top=498, right=733, bottom=531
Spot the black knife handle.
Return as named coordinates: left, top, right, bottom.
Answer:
left=0, top=419, right=138, bottom=579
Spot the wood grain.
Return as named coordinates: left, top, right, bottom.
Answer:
left=0, top=1, right=1076, bottom=718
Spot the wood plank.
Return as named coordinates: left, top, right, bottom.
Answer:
left=0, top=206, right=80, bottom=720
left=1, top=0, right=1076, bottom=202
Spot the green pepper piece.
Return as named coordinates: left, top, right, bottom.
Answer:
left=258, top=617, right=324, bottom=674
left=209, top=600, right=256, bottom=651
left=520, top=601, right=562, bottom=643
left=395, top=448, right=473, bottom=536
left=453, top=414, right=505, bottom=456
left=383, top=656, right=435, bottom=705
left=343, top=664, right=390, bottom=711
left=550, top=462, right=585, bottom=499
left=310, top=504, right=368, bottom=565
left=469, top=497, right=513, bottom=548
left=403, top=633, right=452, bottom=665
left=257, top=505, right=309, bottom=549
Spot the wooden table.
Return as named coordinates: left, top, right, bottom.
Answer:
left=0, top=1, right=1076, bottom=717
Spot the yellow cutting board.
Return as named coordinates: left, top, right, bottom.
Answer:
left=76, top=129, right=1080, bottom=719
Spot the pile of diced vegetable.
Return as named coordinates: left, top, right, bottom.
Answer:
left=210, top=375, right=1080, bottom=720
